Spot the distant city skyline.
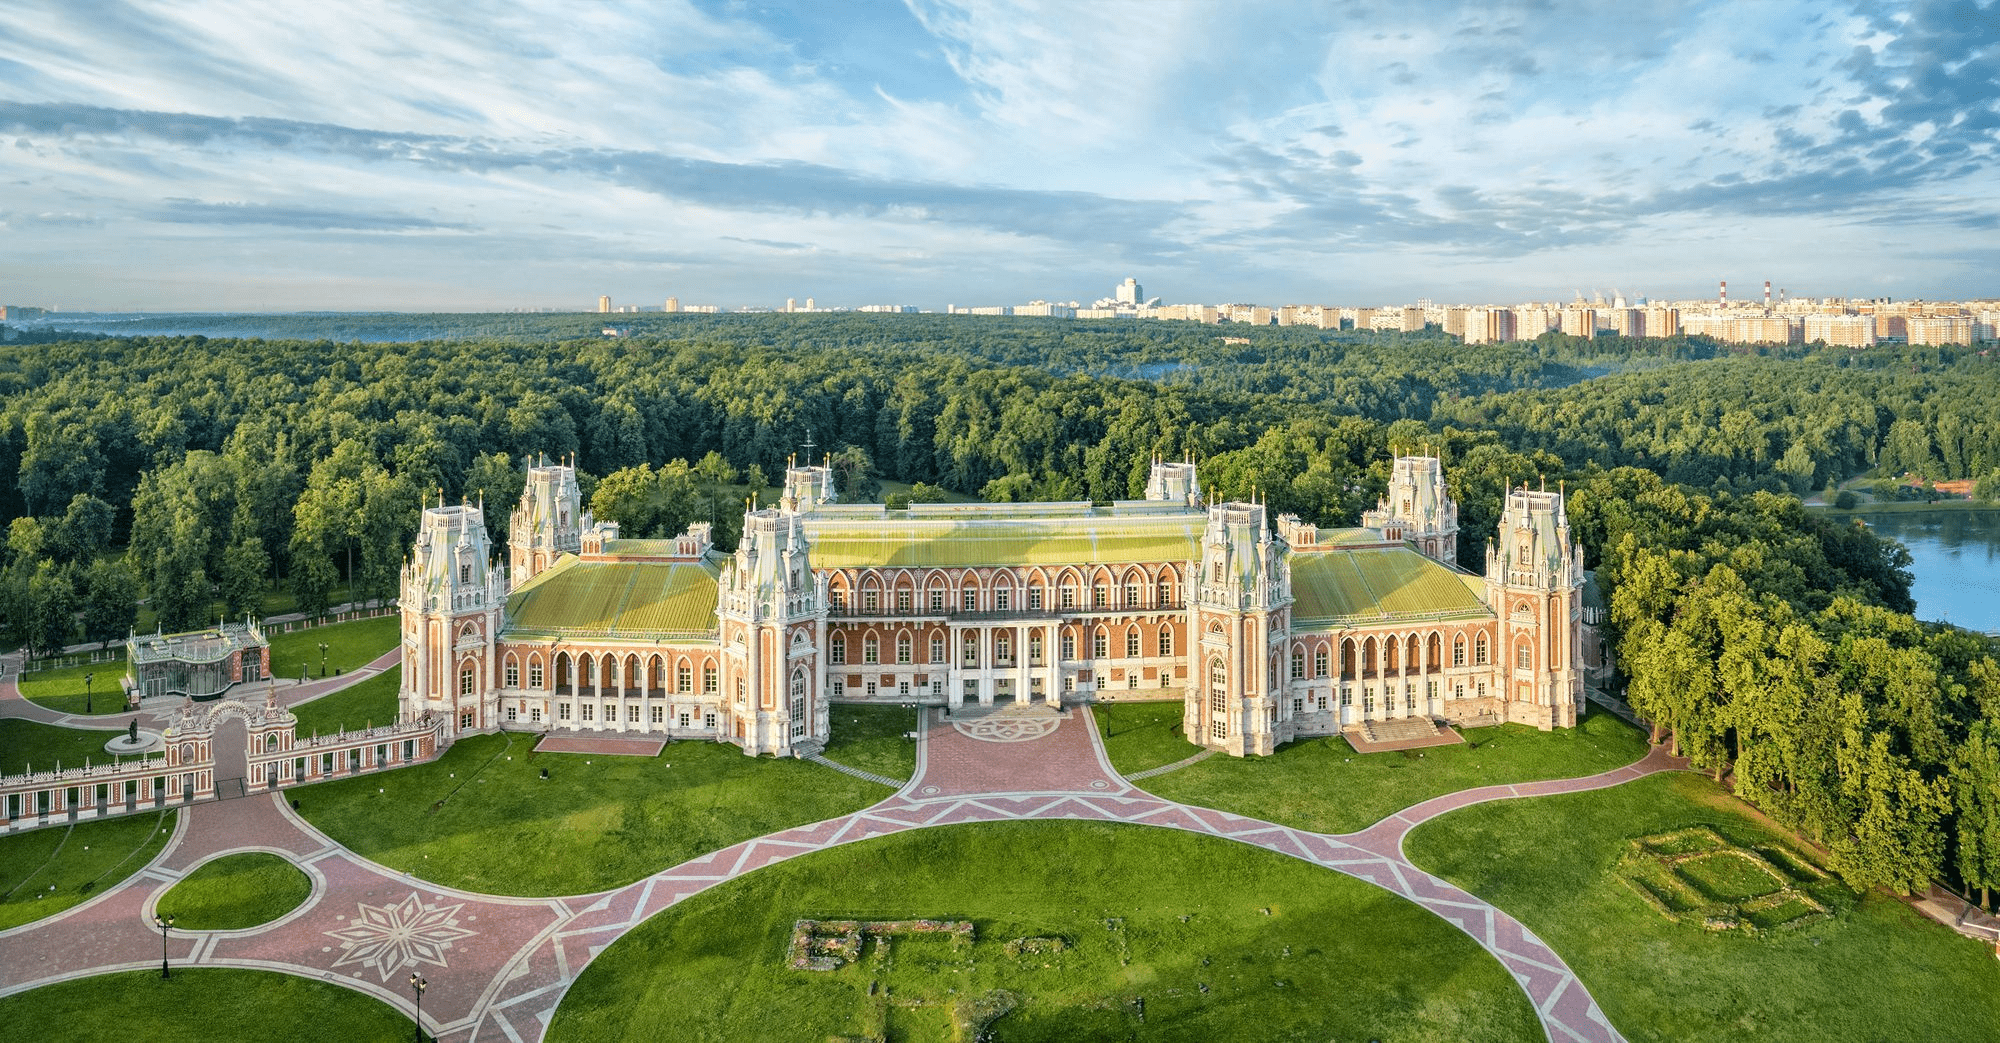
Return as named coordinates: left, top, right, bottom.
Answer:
left=0, top=1, right=1994, bottom=311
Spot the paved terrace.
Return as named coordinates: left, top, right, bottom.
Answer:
left=0, top=687, right=1687, bottom=1043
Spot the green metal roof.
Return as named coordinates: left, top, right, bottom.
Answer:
left=1291, top=546, right=1490, bottom=627
left=804, top=514, right=1203, bottom=570
left=505, top=555, right=720, bottom=636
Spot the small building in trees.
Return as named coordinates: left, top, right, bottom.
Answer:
left=124, top=620, right=270, bottom=705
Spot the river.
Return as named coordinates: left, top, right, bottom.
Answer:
left=1853, top=510, right=2000, bottom=632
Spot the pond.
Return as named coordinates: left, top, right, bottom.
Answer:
left=1853, top=510, right=2000, bottom=632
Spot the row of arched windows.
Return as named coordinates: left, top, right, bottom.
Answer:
left=826, top=563, right=1184, bottom=615
left=827, top=622, right=1177, bottom=666
left=491, top=649, right=722, bottom=696
left=1282, top=629, right=1500, bottom=682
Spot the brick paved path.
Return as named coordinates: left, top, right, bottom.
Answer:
left=0, top=701, right=1681, bottom=1043
left=0, top=647, right=402, bottom=733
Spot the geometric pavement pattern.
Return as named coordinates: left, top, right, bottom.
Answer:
left=0, top=661, right=1680, bottom=1043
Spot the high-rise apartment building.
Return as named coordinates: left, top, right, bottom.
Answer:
left=1560, top=308, right=1596, bottom=338
left=598, top=295, right=612, bottom=314
left=1803, top=314, right=1876, bottom=347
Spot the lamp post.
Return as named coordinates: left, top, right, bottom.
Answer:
left=408, top=972, right=427, bottom=1043
left=318, top=643, right=329, bottom=678
left=84, top=671, right=93, bottom=714
left=154, top=913, right=174, bottom=978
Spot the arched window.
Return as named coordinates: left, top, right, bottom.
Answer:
left=1474, top=633, right=1489, bottom=666
left=1092, top=628, right=1109, bottom=659
left=1061, top=631, right=1077, bottom=661
left=1452, top=636, right=1467, bottom=667
left=529, top=656, right=545, bottom=689
left=1208, top=657, right=1229, bottom=739
left=677, top=660, right=693, bottom=693
left=1157, top=578, right=1173, bottom=606
left=996, top=632, right=1012, bottom=662
left=929, top=633, right=945, bottom=664
left=1290, top=648, right=1305, bottom=680
left=863, top=634, right=879, bottom=664
left=830, top=634, right=847, bottom=665
left=503, top=654, right=520, bottom=689
left=459, top=662, right=477, bottom=696
left=1313, top=646, right=1329, bottom=678
left=1125, top=627, right=1141, bottom=658
left=960, top=579, right=979, bottom=613
left=1158, top=628, right=1174, bottom=657
left=896, top=633, right=912, bottom=664
left=1029, top=631, right=1044, bottom=663
left=1516, top=641, right=1532, bottom=670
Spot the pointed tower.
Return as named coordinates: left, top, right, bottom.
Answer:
left=510, top=462, right=585, bottom=586
left=1186, top=499, right=1292, bottom=756
left=1362, top=455, right=1459, bottom=565
left=778, top=460, right=837, bottom=514
left=1144, top=459, right=1202, bottom=507
left=1483, top=487, right=1583, bottom=730
left=717, top=507, right=827, bottom=756
left=400, top=504, right=506, bottom=736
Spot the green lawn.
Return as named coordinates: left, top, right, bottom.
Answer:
left=293, top=732, right=891, bottom=896
left=550, top=820, right=1541, bottom=1043
left=268, top=616, right=399, bottom=680
left=0, top=718, right=165, bottom=777
left=1094, top=701, right=1199, bottom=773
left=0, top=810, right=176, bottom=930
left=821, top=703, right=920, bottom=781
left=159, top=852, right=312, bottom=930
left=1405, top=771, right=2000, bottom=1043
left=0, top=969, right=410, bottom=1042
left=290, top=668, right=402, bottom=737
left=15, top=655, right=130, bottom=717
left=1134, top=709, right=1648, bottom=835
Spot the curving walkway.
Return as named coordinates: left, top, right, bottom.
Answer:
left=0, top=704, right=1684, bottom=1043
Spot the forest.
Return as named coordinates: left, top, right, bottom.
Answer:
left=2, top=311, right=1998, bottom=904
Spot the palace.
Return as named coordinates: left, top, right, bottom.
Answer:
left=400, top=456, right=1588, bottom=757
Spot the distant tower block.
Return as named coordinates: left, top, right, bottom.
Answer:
left=665, top=297, right=680, bottom=313
left=1719, top=280, right=1727, bottom=306
left=598, top=295, right=612, bottom=314
left=1362, top=456, right=1460, bottom=565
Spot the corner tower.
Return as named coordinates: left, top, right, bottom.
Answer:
left=1145, top=458, right=1203, bottom=507
left=1362, top=455, right=1459, bottom=565
left=400, top=504, right=505, bottom=736
left=1186, top=499, right=1292, bottom=756
left=1483, top=487, right=1583, bottom=730
left=510, top=461, right=584, bottom=585
left=718, top=507, right=827, bottom=756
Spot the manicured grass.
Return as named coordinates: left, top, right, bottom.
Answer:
left=15, top=655, right=130, bottom=717
left=0, top=810, right=176, bottom=930
left=1135, top=709, right=1647, bottom=835
left=550, top=821, right=1541, bottom=1043
left=1094, top=700, right=1198, bottom=773
left=821, top=703, right=919, bottom=781
left=290, top=668, right=402, bottom=737
left=268, top=616, right=399, bottom=680
left=1405, top=771, right=2000, bottom=1043
left=293, top=732, right=891, bottom=896
left=159, top=852, right=312, bottom=930
left=0, top=718, right=164, bottom=776
left=0, top=968, right=410, bottom=1042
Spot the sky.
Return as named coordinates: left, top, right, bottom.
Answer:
left=0, top=0, right=1995, bottom=311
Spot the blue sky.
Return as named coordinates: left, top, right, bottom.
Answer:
left=0, top=0, right=1994, bottom=311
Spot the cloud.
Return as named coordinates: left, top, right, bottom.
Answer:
left=147, top=199, right=469, bottom=231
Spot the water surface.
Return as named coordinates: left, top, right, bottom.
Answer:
left=1854, top=510, right=2000, bottom=631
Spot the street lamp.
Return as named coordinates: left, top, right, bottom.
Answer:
left=408, top=972, right=428, bottom=1043
left=84, top=671, right=93, bottom=714
left=318, top=643, right=329, bottom=678
left=154, top=913, right=174, bottom=979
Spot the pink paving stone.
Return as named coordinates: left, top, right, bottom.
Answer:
left=530, top=734, right=666, bottom=757
left=1498, top=952, right=1568, bottom=1003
